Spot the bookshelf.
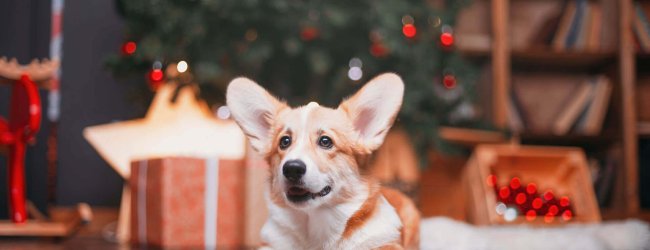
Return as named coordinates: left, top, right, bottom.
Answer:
left=461, top=0, right=641, bottom=218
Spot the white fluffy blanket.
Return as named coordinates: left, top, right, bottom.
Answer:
left=420, top=217, right=650, bottom=250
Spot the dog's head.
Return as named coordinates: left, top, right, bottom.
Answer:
left=227, top=73, right=404, bottom=209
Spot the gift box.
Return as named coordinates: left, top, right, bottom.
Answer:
left=465, top=144, right=601, bottom=226
left=130, top=157, right=245, bottom=248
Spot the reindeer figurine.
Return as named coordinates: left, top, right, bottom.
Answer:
left=0, top=57, right=58, bottom=223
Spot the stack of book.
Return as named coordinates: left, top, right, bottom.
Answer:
left=509, top=75, right=612, bottom=135
left=531, top=0, right=616, bottom=51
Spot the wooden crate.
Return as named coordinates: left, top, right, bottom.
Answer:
left=465, top=144, right=601, bottom=225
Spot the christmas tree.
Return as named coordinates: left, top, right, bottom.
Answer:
left=107, top=0, right=484, bottom=162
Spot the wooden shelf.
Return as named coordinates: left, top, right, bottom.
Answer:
left=512, top=49, right=616, bottom=69
left=459, top=47, right=616, bottom=69
left=519, top=133, right=617, bottom=147
left=638, top=122, right=650, bottom=137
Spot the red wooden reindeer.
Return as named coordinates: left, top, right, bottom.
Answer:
left=0, top=57, right=58, bottom=223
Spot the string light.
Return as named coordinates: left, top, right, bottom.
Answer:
left=122, top=41, right=137, bottom=55
left=216, top=106, right=231, bottom=120
left=177, top=61, right=188, bottom=73
left=349, top=57, right=363, bottom=68
left=402, top=24, right=417, bottom=38
left=149, top=69, right=164, bottom=82
left=348, top=67, right=362, bottom=81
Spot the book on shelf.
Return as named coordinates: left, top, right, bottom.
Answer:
left=575, top=76, right=612, bottom=135
left=547, top=0, right=612, bottom=51
left=552, top=79, right=593, bottom=135
left=510, top=75, right=611, bottom=135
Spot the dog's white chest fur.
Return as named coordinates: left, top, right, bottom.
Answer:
left=261, top=192, right=402, bottom=249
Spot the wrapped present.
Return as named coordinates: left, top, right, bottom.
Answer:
left=130, top=157, right=245, bottom=248
left=244, top=147, right=270, bottom=247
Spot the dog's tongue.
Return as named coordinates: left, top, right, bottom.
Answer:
left=288, top=187, right=309, bottom=196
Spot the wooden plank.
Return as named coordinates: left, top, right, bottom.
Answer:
left=619, top=0, right=640, bottom=216
left=492, top=0, right=511, bottom=128
left=439, top=126, right=507, bottom=147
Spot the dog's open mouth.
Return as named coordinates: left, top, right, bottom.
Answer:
left=286, top=186, right=332, bottom=203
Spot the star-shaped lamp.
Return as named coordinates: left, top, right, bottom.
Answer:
left=83, top=83, right=246, bottom=178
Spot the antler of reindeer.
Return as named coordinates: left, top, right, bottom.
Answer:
left=0, top=57, right=59, bottom=88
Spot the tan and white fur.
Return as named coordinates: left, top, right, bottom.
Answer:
left=227, top=73, right=420, bottom=249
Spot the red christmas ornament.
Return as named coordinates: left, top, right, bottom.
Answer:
left=440, top=32, right=454, bottom=47
left=122, top=41, right=137, bottom=55
left=526, top=183, right=537, bottom=195
left=510, top=177, right=521, bottom=189
left=544, top=214, right=555, bottom=223
left=532, top=198, right=543, bottom=209
left=543, top=190, right=554, bottom=201
left=370, top=43, right=389, bottom=57
left=562, top=210, right=573, bottom=221
left=402, top=24, right=417, bottom=38
left=486, top=174, right=497, bottom=187
left=515, top=193, right=527, bottom=205
left=526, top=210, right=537, bottom=221
left=499, top=187, right=510, bottom=200
left=300, top=27, right=319, bottom=41
left=559, top=196, right=570, bottom=207
left=548, top=205, right=559, bottom=216
left=442, top=74, right=456, bottom=89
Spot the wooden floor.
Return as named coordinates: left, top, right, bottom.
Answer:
left=0, top=207, right=123, bottom=250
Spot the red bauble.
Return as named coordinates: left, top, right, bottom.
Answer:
left=499, top=187, right=510, bottom=200
left=370, top=43, right=389, bottom=57
left=543, top=190, right=554, bottom=201
left=548, top=205, right=559, bottom=216
left=440, top=32, right=454, bottom=47
left=526, top=210, right=537, bottom=221
left=515, top=193, right=527, bottom=205
left=443, top=74, right=457, bottom=89
left=532, top=198, right=543, bottom=209
left=300, top=27, right=319, bottom=41
left=402, top=24, right=417, bottom=38
left=486, top=174, right=497, bottom=187
left=510, top=177, right=521, bottom=189
left=122, top=41, right=137, bottom=55
left=526, top=183, right=537, bottom=195
left=559, top=196, right=570, bottom=207
left=562, top=210, right=573, bottom=221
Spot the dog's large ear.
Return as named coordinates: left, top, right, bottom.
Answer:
left=227, top=77, right=286, bottom=153
left=338, top=73, right=404, bottom=151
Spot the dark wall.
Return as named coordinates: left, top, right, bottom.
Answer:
left=57, top=0, right=139, bottom=206
left=0, top=0, right=135, bottom=213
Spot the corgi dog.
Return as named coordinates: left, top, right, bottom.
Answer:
left=226, top=73, right=420, bottom=249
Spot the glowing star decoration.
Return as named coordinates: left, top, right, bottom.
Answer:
left=83, top=83, right=246, bottom=178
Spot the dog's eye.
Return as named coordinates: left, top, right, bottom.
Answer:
left=279, top=136, right=291, bottom=150
left=318, top=136, right=333, bottom=149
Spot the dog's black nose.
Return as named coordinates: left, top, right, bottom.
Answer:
left=283, top=160, right=306, bottom=182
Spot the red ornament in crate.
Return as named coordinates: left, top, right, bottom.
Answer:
left=490, top=175, right=575, bottom=223
left=466, top=145, right=601, bottom=225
